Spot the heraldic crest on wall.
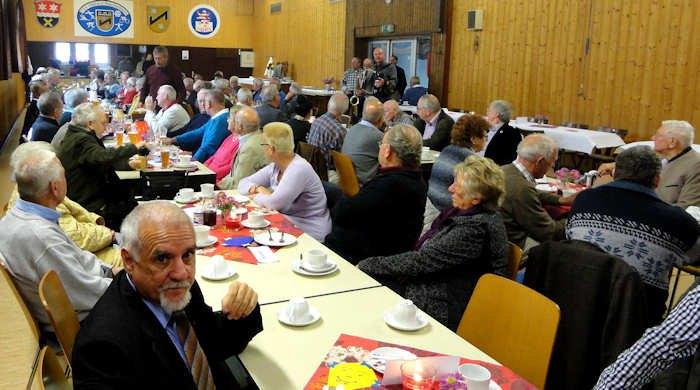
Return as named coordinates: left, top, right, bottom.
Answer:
left=147, top=5, right=169, bottom=33
left=75, top=0, right=133, bottom=38
left=188, top=4, right=220, bottom=39
left=34, top=0, right=62, bottom=28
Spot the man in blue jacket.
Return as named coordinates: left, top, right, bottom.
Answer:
left=166, top=89, right=229, bottom=162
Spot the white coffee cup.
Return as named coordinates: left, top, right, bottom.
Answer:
left=305, top=249, right=328, bottom=270
left=562, top=188, right=578, bottom=197
left=177, top=188, right=195, bottom=201
left=194, top=225, right=210, bottom=245
left=516, top=116, right=528, bottom=123
left=286, top=297, right=312, bottom=323
left=393, top=299, right=418, bottom=325
left=200, top=183, right=215, bottom=198
left=179, top=155, right=192, bottom=165
left=247, top=211, right=265, bottom=226
left=422, top=146, right=430, bottom=152
left=210, top=255, right=227, bottom=277
left=458, top=363, right=491, bottom=390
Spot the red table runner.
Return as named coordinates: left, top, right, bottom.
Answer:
left=304, top=334, right=536, bottom=390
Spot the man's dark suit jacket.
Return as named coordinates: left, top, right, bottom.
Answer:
left=72, top=271, right=263, bottom=389
left=29, top=115, right=60, bottom=143
left=413, top=110, right=455, bottom=152
left=484, top=122, right=522, bottom=165
left=256, top=103, right=288, bottom=128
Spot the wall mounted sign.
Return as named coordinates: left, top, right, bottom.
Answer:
left=240, top=51, right=254, bottom=68
left=188, top=4, right=220, bottom=39
left=75, top=0, right=133, bottom=38
left=147, top=5, right=169, bottom=33
left=34, top=0, right=62, bottom=28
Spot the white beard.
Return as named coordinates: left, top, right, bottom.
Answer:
left=159, top=281, right=193, bottom=315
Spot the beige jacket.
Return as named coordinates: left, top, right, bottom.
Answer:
left=8, top=190, right=121, bottom=266
left=217, top=130, right=268, bottom=190
left=500, top=164, right=566, bottom=249
left=657, top=148, right=700, bottom=208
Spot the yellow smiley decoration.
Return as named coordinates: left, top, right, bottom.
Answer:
left=327, top=363, right=378, bottom=390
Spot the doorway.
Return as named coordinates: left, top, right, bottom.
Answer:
left=368, top=36, right=430, bottom=89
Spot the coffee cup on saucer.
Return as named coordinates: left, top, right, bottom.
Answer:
left=210, top=255, right=227, bottom=277
left=177, top=188, right=195, bottom=202
left=458, top=363, right=491, bottom=390
left=285, top=297, right=312, bottom=323
left=194, top=225, right=210, bottom=246
left=200, top=183, right=215, bottom=198
left=304, top=249, right=328, bottom=270
left=392, top=299, right=419, bottom=326
left=246, top=211, right=265, bottom=226
left=179, top=155, right=192, bottom=165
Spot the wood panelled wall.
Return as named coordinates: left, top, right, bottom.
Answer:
left=22, top=0, right=254, bottom=48
left=345, top=0, right=449, bottom=101
left=447, top=0, right=700, bottom=141
left=251, top=0, right=345, bottom=88
left=0, top=74, right=25, bottom=138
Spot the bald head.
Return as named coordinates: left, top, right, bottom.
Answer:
left=362, top=97, right=385, bottom=126
left=236, top=107, right=260, bottom=135
left=327, top=93, right=349, bottom=116
left=373, top=48, right=385, bottom=63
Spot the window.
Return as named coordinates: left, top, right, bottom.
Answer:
left=55, top=42, right=70, bottom=63
left=94, top=44, right=110, bottom=64
left=75, top=43, right=90, bottom=62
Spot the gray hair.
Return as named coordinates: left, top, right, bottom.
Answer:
left=236, top=87, right=253, bottom=105
left=385, top=124, right=422, bottom=168
left=158, top=85, right=177, bottom=101
left=614, top=146, right=661, bottom=188
left=183, top=77, right=194, bottom=88
left=205, top=89, right=226, bottom=105
left=120, top=201, right=192, bottom=262
left=229, top=76, right=239, bottom=85
left=253, top=78, right=263, bottom=88
left=516, top=134, right=558, bottom=162
left=409, top=76, right=420, bottom=86
left=289, top=82, right=302, bottom=95
left=10, top=142, right=63, bottom=201
left=71, top=102, right=102, bottom=127
left=261, top=85, right=278, bottom=103
left=63, top=88, right=88, bottom=109
left=662, top=120, right=695, bottom=147
left=212, top=78, right=230, bottom=91
left=327, top=93, right=349, bottom=115
left=136, top=77, right=146, bottom=89
left=489, top=100, right=513, bottom=123
left=125, top=77, right=137, bottom=87
left=417, top=94, right=441, bottom=113
left=236, top=107, right=260, bottom=134
left=362, top=97, right=384, bottom=124
left=38, top=91, right=63, bottom=116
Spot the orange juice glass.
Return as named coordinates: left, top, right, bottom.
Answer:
left=160, top=149, right=170, bottom=169
left=115, top=131, right=124, bottom=146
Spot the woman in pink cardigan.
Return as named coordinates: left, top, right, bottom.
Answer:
left=204, top=107, right=253, bottom=180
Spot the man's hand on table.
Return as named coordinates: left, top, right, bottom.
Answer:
left=221, top=281, right=258, bottom=320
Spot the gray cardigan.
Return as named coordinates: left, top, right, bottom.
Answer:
left=358, top=209, right=507, bottom=330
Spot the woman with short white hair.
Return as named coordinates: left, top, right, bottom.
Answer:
left=238, top=122, right=331, bottom=240
left=57, top=102, right=147, bottom=229
left=484, top=99, right=522, bottom=165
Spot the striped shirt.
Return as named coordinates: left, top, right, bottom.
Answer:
left=594, top=284, right=700, bottom=389
left=342, top=68, right=361, bottom=93
left=307, top=112, right=346, bottom=170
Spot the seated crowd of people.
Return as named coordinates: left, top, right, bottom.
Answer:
left=3, top=44, right=700, bottom=388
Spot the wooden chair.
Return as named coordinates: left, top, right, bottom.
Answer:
left=456, top=274, right=560, bottom=389
left=330, top=150, right=360, bottom=197
left=297, top=142, right=329, bottom=182
left=667, top=264, right=700, bottom=316
left=506, top=242, right=523, bottom=280
left=37, top=346, right=72, bottom=390
left=38, top=271, right=80, bottom=365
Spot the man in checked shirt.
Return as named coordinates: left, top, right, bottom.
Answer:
left=594, top=283, right=700, bottom=389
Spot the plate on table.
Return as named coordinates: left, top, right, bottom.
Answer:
left=172, top=162, right=198, bottom=169
left=277, top=307, right=321, bottom=327
left=383, top=309, right=429, bottom=332
left=196, top=235, right=218, bottom=248
left=364, top=347, right=417, bottom=374
left=201, top=263, right=237, bottom=281
left=291, top=260, right=338, bottom=276
left=241, top=219, right=271, bottom=229
left=535, top=184, right=558, bottom=193
left=253, top=231, right=297, bottom=247
left=174, top=194, right=202, bottom=204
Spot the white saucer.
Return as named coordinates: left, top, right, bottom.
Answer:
left=196, top=235, right=217, bottom=248
left=173, top=161, right=197, bottom=168
left=277, top=307, right=321, bottom=327
left=174, top=194, right=202, bottom=204
left=201, top=263, right=237, bottom=281
left=291, top=260, right=338, bottom=276
left=364, top=347, right=417, bottom=374
left=254, top=231, right=297, bottom=247
left=383, top=309, right=429, bottom=331
left=300, top=260, right=336, bottom=273
left=241, top=219, right=270, bottom=229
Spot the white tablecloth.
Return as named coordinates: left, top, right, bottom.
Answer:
left=617, top=141, right=700, bottom=153
left=399, top=105, right=465, bottom=122
left=511, top=121, right=625, bottom=154
left=301, top=88, right=336, bottom=96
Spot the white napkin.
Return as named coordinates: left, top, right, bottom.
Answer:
left=248, top=246, right=278, bottom=263
left=686, top=206, right=700, bottom=221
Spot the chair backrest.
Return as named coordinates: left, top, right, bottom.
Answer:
left=38, top=271, right=80, bottom=365
left=37, top=346, right=72, bottom=390
left=297, top=142, right=329, bottom=182
left=456, top=274, right=560, bottom=389
left=140, top=170, right=189, bottom=200
left=506, top=242, right=523, bottom=280
left=331, top=150, right=360, bottom=197
left=1, top=104, right=27, bottom=152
